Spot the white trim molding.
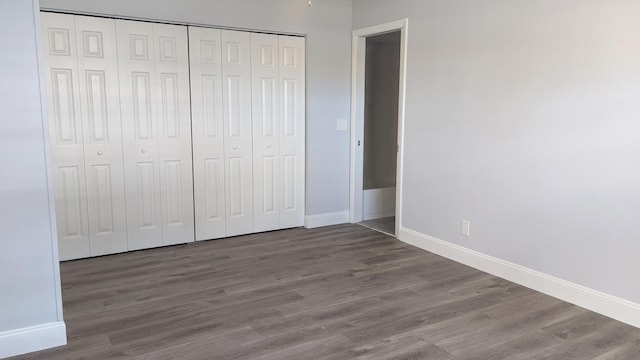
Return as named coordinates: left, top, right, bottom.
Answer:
left=399, top=227, right=640, bottom=329
left=33, top=0, right=65, bottom=324
left=304, top=211, right=350, bottom=229
left=0, top=322, right=67, bottom=359
left=349, top=18, right=408, bottom=237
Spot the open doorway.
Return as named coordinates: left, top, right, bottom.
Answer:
left=360, top=32, right=401, bottom=235
left=350, top=19, right=408, bottom=237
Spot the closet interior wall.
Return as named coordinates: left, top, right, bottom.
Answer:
left=41, top=13, right=306, bottom=260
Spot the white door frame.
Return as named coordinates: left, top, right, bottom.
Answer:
left=349, top=19, right=408, bottom=236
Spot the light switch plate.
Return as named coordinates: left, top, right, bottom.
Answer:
left=336, top=118, right=348, bottom=131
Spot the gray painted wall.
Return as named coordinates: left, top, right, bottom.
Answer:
left=353, top=0, right=640, bottom=303
left=0, top=0, right=63, bottom=332
left=40, top=0, right=353, bottom=217
left=364, top=32, right=400, bottom=190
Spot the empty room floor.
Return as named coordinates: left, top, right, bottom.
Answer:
left=10, top=224, right=640, bottom=359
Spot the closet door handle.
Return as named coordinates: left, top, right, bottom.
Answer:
left=141, top=148, right=147, bottom=154
left=233, top=146, right=238, bottom=150
left=266, top=145, right=272, bottom=149
left=97, top=151, right=103, bottom=156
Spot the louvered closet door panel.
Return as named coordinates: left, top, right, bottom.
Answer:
left=189, top=27, right=226, bottom=241
left=251, top=33, right=281, bottom=232
left=153, top=24, right=194, bottom=246
left=74, top=15, right=128, bottom=256
left=278, top=35, right=306, bottom=228
left=116, top=20, right=163, bottom=250
left=41, top=13, right=90, bottom=260
left=222, top=30, right=254, bottom=237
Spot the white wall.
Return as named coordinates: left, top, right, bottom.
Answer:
left=0, top=0, right=66, bottom=357
left=353, top=0, right=640, bottom=305
left=40, top=0, right=353, bottom=218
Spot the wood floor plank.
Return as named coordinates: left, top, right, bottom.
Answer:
left=326, top=333, right=455, bottom=360
left=132, top=326, right=265, bottom=360
left=8, top=224, right=640, bottom=359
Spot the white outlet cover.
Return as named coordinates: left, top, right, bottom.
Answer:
left=461, top=220, right=470, bottom=237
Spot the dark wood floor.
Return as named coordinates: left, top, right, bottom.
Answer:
left=11, top=224, right=640, bottom=359
left=360, top=216, right=395, bottom=236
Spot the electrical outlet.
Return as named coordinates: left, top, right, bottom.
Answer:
left=461, top=220, right=470, bottom=237
left=336, top=118, right=348, bottom=131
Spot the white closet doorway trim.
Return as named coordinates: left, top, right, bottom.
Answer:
left=349, top=19, right=408, bottom=236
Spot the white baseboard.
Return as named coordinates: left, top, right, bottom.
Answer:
left=363, top=187, right=396, bottom=221
left=305, top=211, right=350, bottom=229
left=399, top=227, right=640, bottom=329
left=0, top=321, right=66, bottom=359
left=363, top=210, right=395, bottom=221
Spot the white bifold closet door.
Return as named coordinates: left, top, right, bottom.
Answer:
left=190, top=26, right=305, bottom=240
left=44, top=14, right=303, bottom=257
left=251, top=33, right=306, bottom=232
left=221, top=30, right=255, bottom=237
left=116, top=20, right=194, bottom=250
left=190, top=28, right=254, bottom=240
left=42, top=13, right=128, bottom=260
left=189, top=27, right=226, bottom=240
